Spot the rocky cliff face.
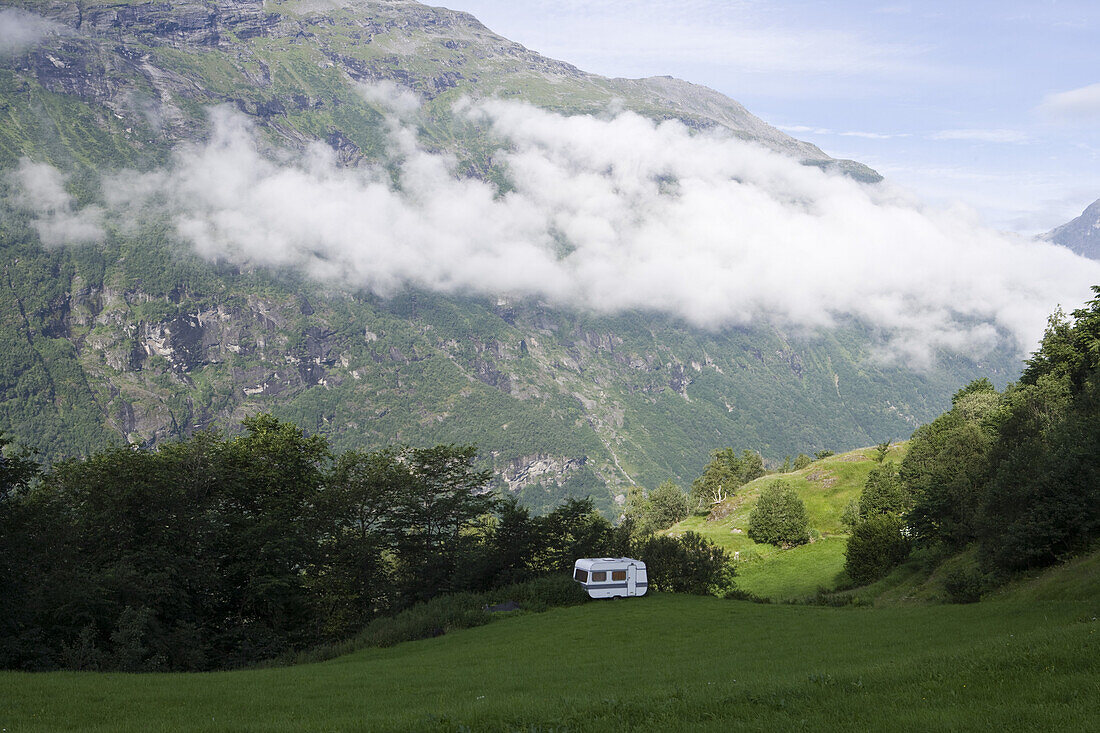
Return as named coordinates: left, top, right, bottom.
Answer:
left=9, top=0, right=877, bottom=178
left=1043, top=198, right=1100, bottom=260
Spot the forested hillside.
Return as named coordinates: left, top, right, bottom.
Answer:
left=0, top=0, right=1022, bottom=511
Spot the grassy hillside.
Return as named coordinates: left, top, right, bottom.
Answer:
left=667, top=444, right=908, bottom=600
left=2, top=590, right=1096, bottom=731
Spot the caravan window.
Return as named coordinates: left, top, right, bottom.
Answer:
left=612, top=570, right=626, bottom=581
left=591, top=571, right=607, bottom=582
left=574, top=568, right=588, bottom=582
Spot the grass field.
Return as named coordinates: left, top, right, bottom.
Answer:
left=667, top=445, right=908, bottom=600
left=2, top=590, right=1096, bottom=732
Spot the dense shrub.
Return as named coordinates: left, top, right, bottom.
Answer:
left=747, top=480, right=810, bottom=547
left=943, top=567, right=984, bottom=604
left=844, top=515, right=910, bottom=585
left=636, top=532, right=733, bottom=594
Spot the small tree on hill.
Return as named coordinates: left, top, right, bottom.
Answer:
left=747, top=480, right=810, bottom=547
left=858, top=464, right=909, bottom=520
left=648, top=480, right=690, bottom=531
left=690, top=448, right=765, bottom=509
left=844, top=514, right=910, bottom=584
left=793, top=454, right=813, bottom=471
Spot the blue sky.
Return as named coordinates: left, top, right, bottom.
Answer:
left=444, top=0, right=1100, bottom=234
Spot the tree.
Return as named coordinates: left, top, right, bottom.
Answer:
left=747, top=480, right=810, bottom=547
left=648, top=481, right=690, bottom=530
left=844, top=514, right=910, bottom=584
left=217, top=415, right=331, bottom=656
left=313, top=449, right=403, bottom=635
left=690, top=448, right=764, bottom=509
left=538, top=497, right=620, bottom=572
left=900, top=381, right=999, bottom=549
left=873, top=441, right=891, bottom=463
left=793, top=454, right=813, bottom=471
left=814, top=450, right=835, bottom=460
left=385, top=445, right=495, bottom=603
left=858, top=464, right=908, bottom=520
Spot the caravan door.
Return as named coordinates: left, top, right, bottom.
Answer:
left=627, top=564, right=638, bottom=596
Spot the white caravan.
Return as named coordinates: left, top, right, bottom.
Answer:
left=573, top=557, right=648, bottom=599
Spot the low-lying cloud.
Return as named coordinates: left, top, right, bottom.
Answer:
left=0, top=8, right=65, bottom=53
left=14, top=88, right=1100, bottom=365
left=9, top=159, right=104, bottom=246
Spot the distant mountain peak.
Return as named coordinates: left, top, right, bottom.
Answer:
left=1042, top=198, right=1100, bottom=260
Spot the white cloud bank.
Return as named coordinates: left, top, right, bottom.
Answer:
left=16, top=90, right=1100, bottom=365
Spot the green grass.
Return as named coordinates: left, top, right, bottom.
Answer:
left=2, top=592, right=1097, bottom=731
left=668, top=445, right=909, bottom=600
left=735, top=536, right=849, bottom=600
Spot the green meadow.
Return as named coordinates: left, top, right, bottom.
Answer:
left=668, top=445, right=907, bottom=600
left=2, top=586, right=1096, bottom=732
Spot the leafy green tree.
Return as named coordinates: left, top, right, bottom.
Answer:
left=858, top=464, right=908, bottom=520
left=844, top=514, right=910, bottom=584
left=747, top=480, right=810, bottom=547
left=647, top=481, right=690, bottom=530
left=814, top=450, right=835, bottom=460
left=538, top=497, right=621, bottom=572
left=690, top=448, right=764, bottom=509
left=385, top=445, right=495, bottom=603
left=793, top=453, right=813, bottom=471
left=900, top=381, right=999, bottom=549
left=218, top=415, right=331, bottom=655
left=627, top=481, right=690, bottom=536
left=0, top=432, right=38, bottom=502
left=313, top=448, right=402, bottom=635
left=873, top=441, right=891, bottom=463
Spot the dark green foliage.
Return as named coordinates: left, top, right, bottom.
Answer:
left=747, top=480, right=810, bottom=547
left=897, top=288, right=1100, bottom=575
left=636, top=532, right=733, bottom=594
left=900, top=380, right=999, bottom=548
left=623, top=480, right=690, bottom=536
left=793, top=453, right=813, bottom=471
left=873, top=441, right=891, bottom=463
left=858, top=464, right=908, bottom=520
left=943, top=567, right=985, bottom=604
left=980, top=290, right=1100, bottom=570
left=814, top=450, right=835, bottom=460
left=844, top=515, right=910, bottom=584
left=0, top=417, right=506, bottom=670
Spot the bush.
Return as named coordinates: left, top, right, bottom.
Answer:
left=636, top=532, right=733, bottom=594
left=943, top=567, right=984, bottom=604
left=747, top=480, right=810, bottom=547
left=844, top=514, right=910, bottom=585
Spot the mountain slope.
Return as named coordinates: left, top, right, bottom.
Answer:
left=0, top=0, right=1016, bottom=511
left=1043, top=198, right=1100, bottom=260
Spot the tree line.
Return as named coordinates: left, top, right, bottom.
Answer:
left=843, top=287, right=1100, bottom=593
left=0, top=415, right=730, bottom=671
